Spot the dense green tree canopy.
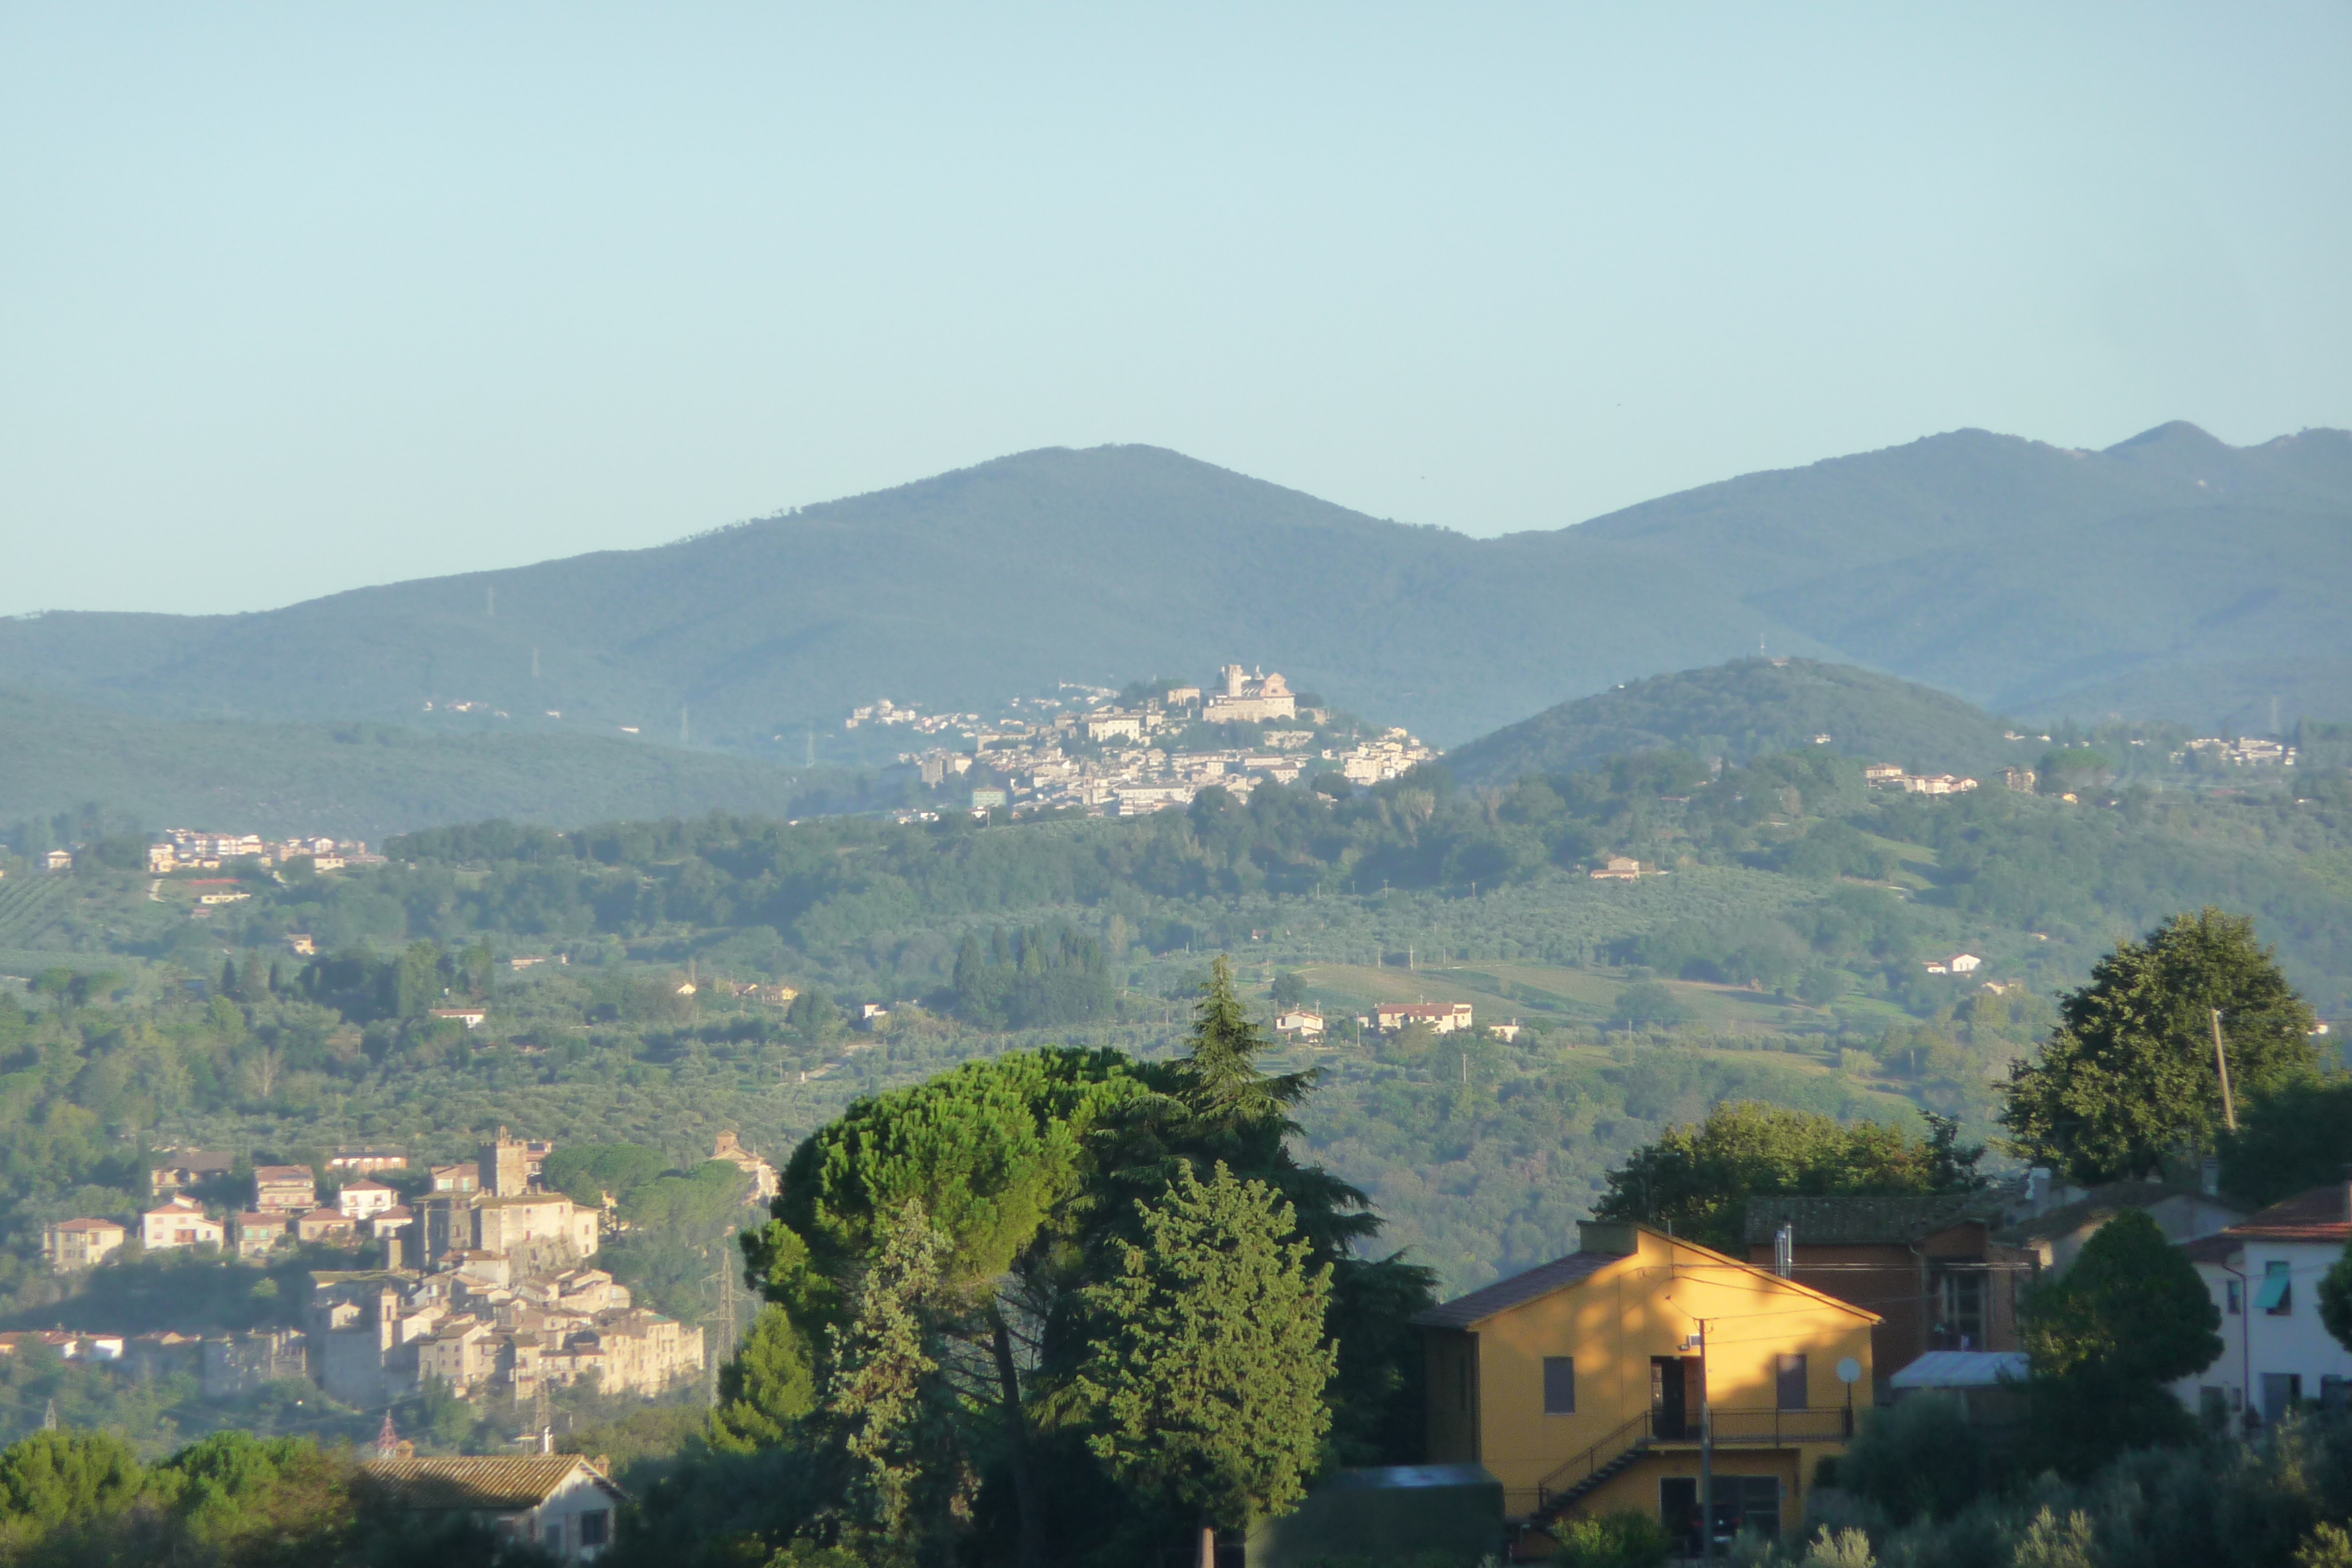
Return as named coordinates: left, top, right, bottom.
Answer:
left=1592, top=1100, right=1984, bottom=1251
left=767, top=1047, right=1150, bottom=1296
left=2222, top=1077, right=2352, bottom=1208
left=822, top=1200, right=956, bottom=1567
left=2322, top=1246, right=2352, bottom=1358
left=541, top=1143, right=669, bottom=1210
left=1076, top=1161, right=1336, bottom=1535
left=0, top=1427, right=143, bottom=1530
left=2002, top=909, right=2319, bottom=1183
left=2020, top=1207, right=2222, bottom=1476
left=709, top=1305, right=820, bottom=1453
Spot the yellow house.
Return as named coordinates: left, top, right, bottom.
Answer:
left=1416, top=1221, right=1876, bottom=1551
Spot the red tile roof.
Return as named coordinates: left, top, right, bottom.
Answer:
left=358, top=1455, right=624, bottom=1510
left=1412, top=1251, right=1620, bottom=1328
left=2229, top=1183, right=2352, bottom=1243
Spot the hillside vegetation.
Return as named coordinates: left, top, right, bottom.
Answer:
left=0, top=685, right=873, bottom=838
left=3, top=422, right=2346, bottom=748
left=1444, top=657, right=2028, bottom=783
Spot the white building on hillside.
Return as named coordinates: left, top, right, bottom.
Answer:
left=2175, top=1182, right=2352, bottom=1427
left=142, top=1196, right=224, bottom=1251
left=1373, top=1001, right=1473, bottom=1036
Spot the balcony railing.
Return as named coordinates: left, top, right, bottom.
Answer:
left=1679, top=1405, right=1853, bottom=1446
left=1530, top=1405, right=1855, bottom=1517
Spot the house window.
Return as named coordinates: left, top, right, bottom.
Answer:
left=1939, top=1271, right=1984, bottom=1349
left=2261, top=1372, right=2304, bottom=1425
left=579, top=1508, right=611, bottom=1546
left=1544, top=1357, right=1576, bottom=1414
left=2256, top=1261, right=2292, bottom=1315
left=2226, top=1279, right=2242, bottom=1314
left=1776, top=1353, right=1808, bottom=1410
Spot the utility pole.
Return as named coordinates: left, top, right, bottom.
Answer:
left=1698, top=1318, right=1714, bottom=1563
left=2213, top=1009, right=2237, bottom=1132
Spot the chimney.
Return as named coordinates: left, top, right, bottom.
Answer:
left=2200, top=1155, right=2222, bottom=1199
left=2027, top=1167, right=2051, bottom=1213
left=1578, top=1220, right=1640, bottom=1256
left=383, top=1235, right=403, bottom=1271
left=1774, top=1222, right=1794, bottom=1278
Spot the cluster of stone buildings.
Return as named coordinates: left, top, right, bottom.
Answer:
left=43, top=1129, right=760, bottom=1411
left=885, top=664, right=1436, bottom=820
left=844, top=696, right=985, bottom=734
left=287, top=1129, right=706, bottom=1404
left=1275, top=999, right=1520, bottom=1046
left=1863, top=763, right=1980, bottom=795
left=2173, top=736, right=2296, bottom=767
left=144, top=828, right=381, bottom=874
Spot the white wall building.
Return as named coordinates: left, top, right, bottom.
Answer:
left=141, top=1197, right=224, bottom=1251
left=339, top=1179, right=400, bottom=1219
left=2175, top=1183, right=2352, bottom=1427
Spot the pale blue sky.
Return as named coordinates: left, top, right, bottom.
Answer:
left=3, top=5, right=2347, bottom=616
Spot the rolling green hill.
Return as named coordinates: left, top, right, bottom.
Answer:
left=0, top=685, right=867, bottom=840
left=1442, top=658, right=2030, bottom=783
left=1, top=422, right=2345, bottom=747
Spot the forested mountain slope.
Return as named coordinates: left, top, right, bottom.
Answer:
left=1443, top=659, right=2028, bottom=783
left=1, top=424, right=2344, bottom=746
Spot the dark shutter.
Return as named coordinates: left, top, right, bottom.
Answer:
left=1544, top=1355, right=1575, bottom=1414
left=1776, top=1352, right=1808, bottom=1410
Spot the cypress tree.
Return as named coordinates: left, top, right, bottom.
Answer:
left=1077, top=1161, right=1336, bottom=1565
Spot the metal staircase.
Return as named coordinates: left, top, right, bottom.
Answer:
left=1528, top=1406, right=1853, bottom=1527
left=1530, top=1410, right=1656, bottom=1524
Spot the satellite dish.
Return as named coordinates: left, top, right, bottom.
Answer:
left=1836, top=1357, right=1863, bottom=1385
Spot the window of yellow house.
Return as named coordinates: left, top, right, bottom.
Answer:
left=1775, top=1353, right=1808, bottom=1410
left=1543, top=1356, right=1575, bottom=1414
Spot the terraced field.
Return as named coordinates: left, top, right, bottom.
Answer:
left=0, top=875, right=69, bottom=951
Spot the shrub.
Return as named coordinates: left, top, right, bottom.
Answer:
left=1550, top=1508, right=1671, bottom=1568
left=1838, top=1395, right=1990, bottom=1524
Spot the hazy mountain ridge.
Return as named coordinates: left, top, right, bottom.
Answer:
left=2, top=422, right=2345, bottom=746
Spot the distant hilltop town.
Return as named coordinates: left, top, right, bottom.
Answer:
left=146, top=828, right=384, bottom=873
left=36, top=1127, right=781, bottom=1408
left=23, top=828, right=384, bottom=877
left=856, top=663, right=1440, bottom=821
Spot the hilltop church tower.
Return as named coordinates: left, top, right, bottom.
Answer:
left=479, top=1126, right=529, bottom=1198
